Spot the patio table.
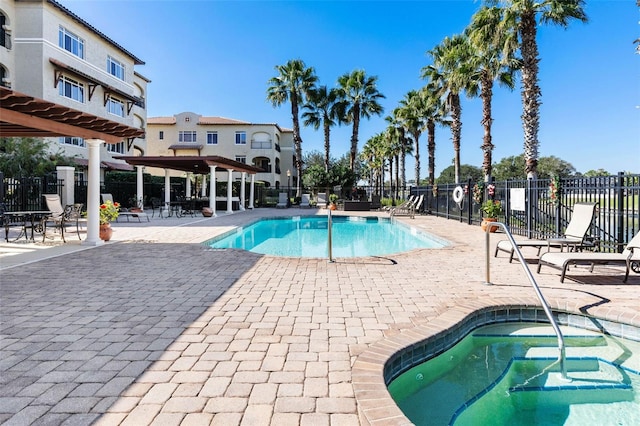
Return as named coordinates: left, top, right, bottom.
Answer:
left=2, top=210, right=51, bottom=242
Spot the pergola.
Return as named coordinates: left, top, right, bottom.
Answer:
left=0, top=87, right=144, bottom=246
left=115, top=155, right=264, bottom=215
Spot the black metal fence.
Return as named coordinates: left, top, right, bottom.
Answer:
left=0, top=172, right=62, bottom=211
left=412, top=172, right=639, bottom=252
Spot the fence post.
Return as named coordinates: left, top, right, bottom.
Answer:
left=466, top=178, right=473, bottom=225
left=617, top=172, right=624, bottom=252
left=526, top=178, right=533, bottom=239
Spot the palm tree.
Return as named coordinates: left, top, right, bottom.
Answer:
left=418, top=87, right=448, bottom=185
left=360, top=134, right=386, bottom=195
left=423, top=34, right=476, bottom=184
left=267, top=59, right=318, bottom=195
left=336, top=70, right=385, bottom=171
left=302, top=85, right=342, bottom=173
left=386, top=111, right=413, bottom=197
left=488, top=0, right=587, bottom=178
left=396, top=90, right=427, bottom=186
left=466, top=6, right=520, bottom=182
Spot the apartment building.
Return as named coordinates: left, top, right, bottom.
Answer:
left=0, top=0, right=148, bottom=180
left=147, top=112, right=297, bottom=189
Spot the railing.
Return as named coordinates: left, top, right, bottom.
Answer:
left=484, top=221, right=567, bottom=379
left=251, top=141, right=272, bottom=149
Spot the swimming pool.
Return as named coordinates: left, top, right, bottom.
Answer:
left=206, top=215, right=447, bottom=258
left=388, top=322, right=640, bottom=425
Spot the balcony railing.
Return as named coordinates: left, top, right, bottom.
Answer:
left=275, top=143, right=281, bottom=152
left=251, top=141, right=272, bottom=150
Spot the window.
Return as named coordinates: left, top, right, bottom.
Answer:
left=207, top=132, right=218, bottom=145
left=58, top=76, right=84, bottom=102
left=0, top=13, right=10, bottom=49
left=107, top=56, right=125, bottom=81
left=235, top=131, right=247, bottom=145
left=107, top=97, right=124, bottom=117
left=179, top=131, right=197, bottom=143
left=185, top=117, right=190, bottom=122
left=235, top=156, right=246, bottom=164
left=106, top=142, right=125, bottom=154
left=58, top=26, right=84, bottom=58
left=159, top=131, right=164, bottom=140
left=59, top=136, right=85, bottom=147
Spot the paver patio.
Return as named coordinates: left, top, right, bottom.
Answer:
left=1, top=208, right=638, bottom=425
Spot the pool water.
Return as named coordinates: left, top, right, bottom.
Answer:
left=206, top=215, right=446, bottom=258
left=388, top=323, right=640, bottom=426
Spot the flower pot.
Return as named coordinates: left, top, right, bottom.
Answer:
left=329, top=203, right=337, bottom=211
left=99, top=223, right=113, bottom=241
left=481, top=217, right=498, bottom=233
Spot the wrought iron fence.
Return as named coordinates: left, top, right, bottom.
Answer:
left=413, top=172, right=639, bottom=252
left=1, top=172, right=62, bottom=211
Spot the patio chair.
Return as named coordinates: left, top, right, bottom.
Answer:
left=300, top=193, right=311, bottom=208
left=494, top=202, right=598, bottom=263
left=42, top=194, right=78, bottom=242
left=383, top=195, right=414, bottom=212
left=276, top=192, right=288, bottom=209
left=390, top=194, right=423, bottom=219
left=537, top=231, right=640, bottom=283
left=317, top=192, right=328, bottom=208
left=101, top=193, right=150, bottom=222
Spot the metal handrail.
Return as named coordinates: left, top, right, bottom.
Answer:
left=485, top=222, right=567, bottom=379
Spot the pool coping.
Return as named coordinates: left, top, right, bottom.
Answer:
left=352, top=299, right=640, bottom=425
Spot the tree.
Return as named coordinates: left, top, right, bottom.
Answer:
left=436, top=163, right=483, bottom=184
left=302, top=85, right=342, bottom=172
left=466, top=6, right=520, bottom=183
left=0, top=137, right=73, bottom=177
left=423, top=34, right=475, bottom=184
left=267, top=59, right=318, bottom=196
left=583, top=169, right=610, bottom=178
left=492, top=153, right=576, bottom=180
left=385, top=111, right=413, bottom=197
left=488, top=0, right=587, bottom=178
left=336, top=69, right=385, bottom=171
left=418, top=87, right=448, bottom=185
left=360, top=133, right=386, bottom=195
left=396, top=90, right=427, bottom=187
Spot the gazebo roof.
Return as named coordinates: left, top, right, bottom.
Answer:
left=114, top=155, right=264, bottom=175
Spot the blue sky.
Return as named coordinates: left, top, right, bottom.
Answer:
left=60, top=0, right=639, bottom=177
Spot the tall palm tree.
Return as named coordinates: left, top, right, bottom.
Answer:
left=396, top=90, right=427, bottom=186
left=302, top=85, right=342, bottom=172
left=466, top=6, right=520, bottom=182
left=488, top=0, right=587, bottom=178
left=418, top=86, right=448, bottom=185
left=336, top=70, right=385, bottom=171
left=386, top=110, right=413, bottom=196
left=267, top=59, right=318, bottom=195
left=360, top=133, right=386, bottom=195
left=423, top=34, right=476, bottom=184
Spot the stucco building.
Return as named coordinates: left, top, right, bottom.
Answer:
left=0, top=0, right=148, bottom=181
left=146, top=112, right=297, bottom=190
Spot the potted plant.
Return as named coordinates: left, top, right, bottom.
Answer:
left=328, top=193, right=338, bottom=210
left=99, top=200, right=120, bottom=241
left=480, top=199, right=503, bottom=233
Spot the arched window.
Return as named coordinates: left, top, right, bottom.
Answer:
left=0, top=65, right=8, bottom=88
left=0, top=13, right=9, bottom=49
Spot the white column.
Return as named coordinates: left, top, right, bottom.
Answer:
left=209, top=165, right=217, bottom=216
left=249, top=174, right=255, bottom=209
left=82, top=139, right=103, bottom=246
left=239, top=172, right=246, bottom=211
left=185, top=172, right=192, bottom=198
left=226, top=169, right=234, bottom=213
left=201, top=175, right=207, bottom=198
left=56, top=166, right=75, bottom=207
left=164, top=169, right=171, bottom=214
left=136, top=166, right=144, bottom=210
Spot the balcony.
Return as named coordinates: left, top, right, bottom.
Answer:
left=251, top=140, right=272, bottom=150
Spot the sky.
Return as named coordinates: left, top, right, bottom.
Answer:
left=58, top=0, right=639, bottom=178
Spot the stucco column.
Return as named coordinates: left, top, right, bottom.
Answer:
left=164, top=169, right=171, bottom=214
left=201, top=175, right=207, bottom=198
left=239, top=172, right=246, bottom=211
left=136, top=166, right=144, bottom=210
left=56, top=165, right=75, bottom=207
left=185, top=172, right=192, bottom=199
left=209, top=165, right=217, bottom=217
left=82, top=139, right=103, bottom=246
left=226, top=169, right=234, bottom=214
left=249, top=174, right=255, bottom=209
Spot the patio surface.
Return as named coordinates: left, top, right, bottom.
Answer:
left=1, top=208, right=638, bottom=425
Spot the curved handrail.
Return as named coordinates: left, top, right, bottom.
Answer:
left=485, top=222, right=567, bottom=379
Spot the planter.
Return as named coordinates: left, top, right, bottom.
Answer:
left=481, top=217, right=499, bottom=233
left=329, top=203, right=337, bottom=211
left=99, top=223, right=113, bottom=241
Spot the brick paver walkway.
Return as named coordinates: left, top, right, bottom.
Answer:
left=1, top=209, right=638, bottom=425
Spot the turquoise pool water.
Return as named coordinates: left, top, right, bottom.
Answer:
left=206, top=215, right=447, bottom=257
left=388, top=323, right=640, bottom=426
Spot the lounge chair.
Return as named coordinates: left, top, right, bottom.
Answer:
left=383, top=195, right=414, bottom=212
left=317, top=192, right=327, bottom=208
left=276, top=192, right=288, bottom=209
left=101, top=193, right=150, bottom=222
left=390, top=195, right=423, bottom=219
left=495, top=202, right=597, bottom=262
left=300, top=193, right=311, bottom=208
left=537, top=232, right=640, bottom=283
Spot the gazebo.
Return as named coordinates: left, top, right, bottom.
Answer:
left=114, top=155, right=264, bottom=215
left=0, top=87, right=144, bottom=246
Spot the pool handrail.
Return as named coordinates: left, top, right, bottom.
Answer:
left=485, top=221, right=567, bottom=380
